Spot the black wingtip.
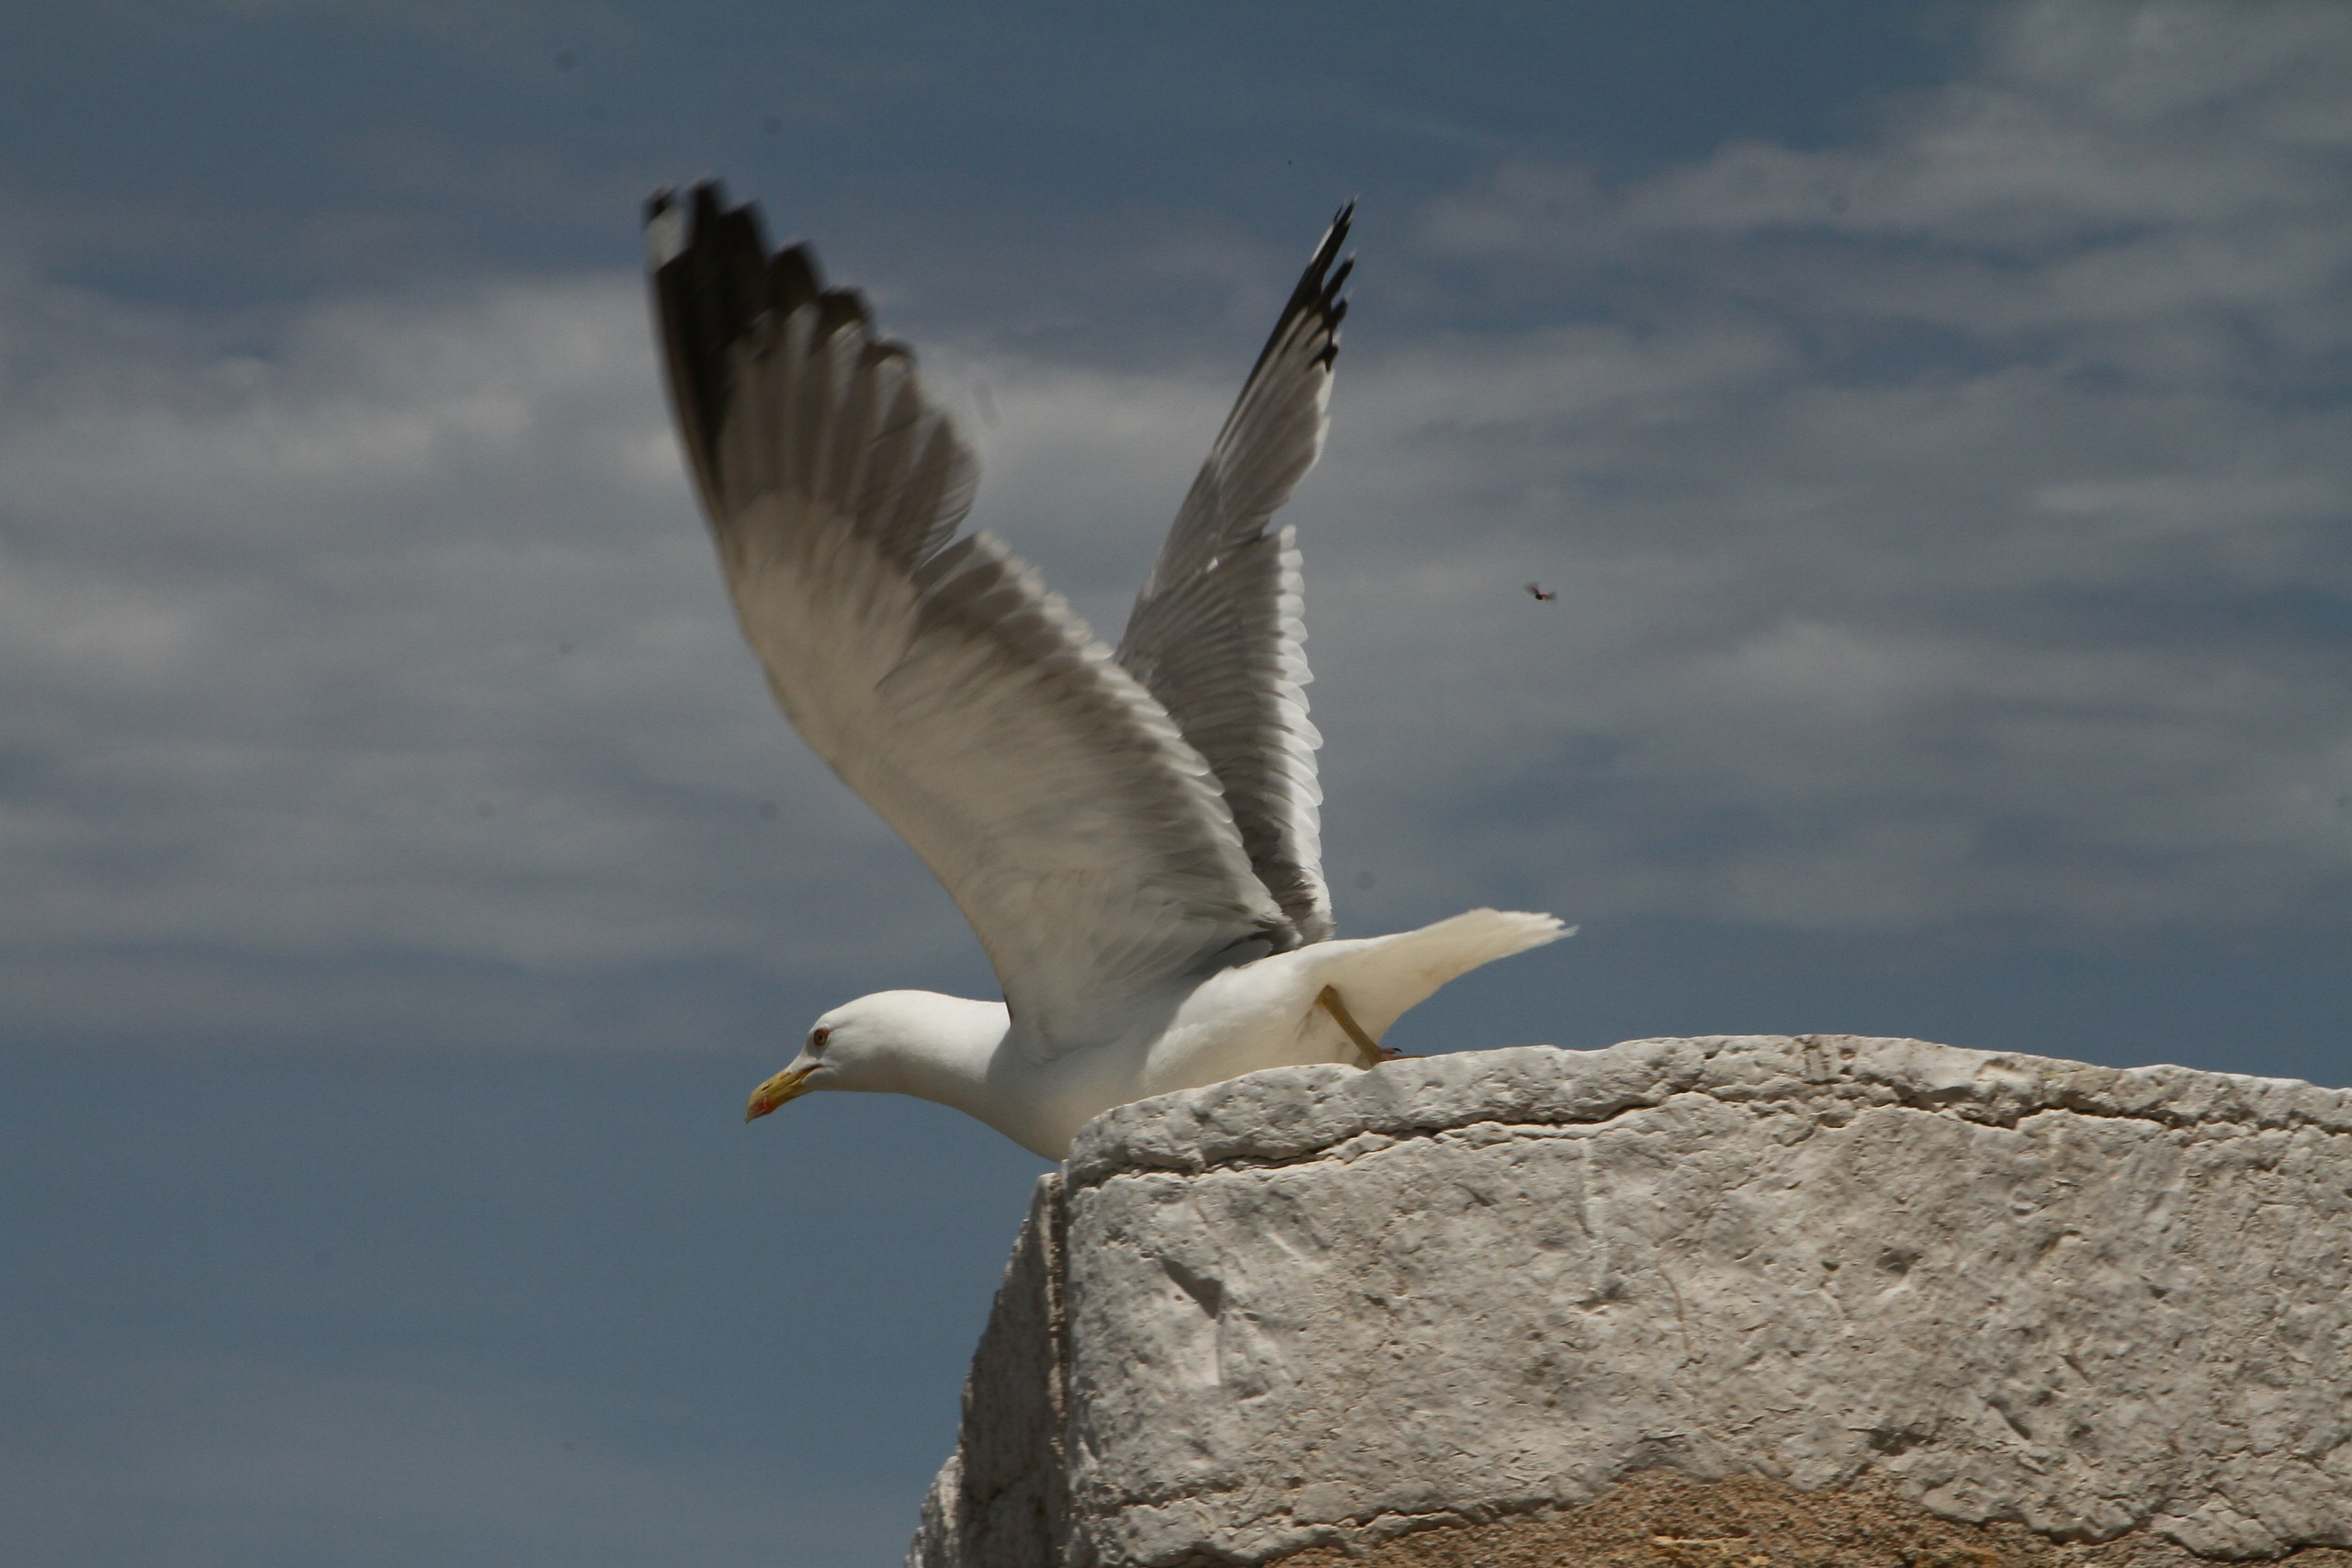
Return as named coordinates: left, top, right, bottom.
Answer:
left=1306, top=203, right=1353, bottom=284
left=689, top=179, right=728, bottom=231
left=648, top=178, right=936, bottom=520
left=768, top=243, right=823, bottom=316
left=643, top=187, right=684, bottom=270
left=1238, top=200, right=1356, bottom=385
left=818, top=286, right=872, bottom=338
left=646, top=177, right=787, bottom=510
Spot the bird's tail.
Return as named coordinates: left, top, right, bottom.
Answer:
left=1307, top=908, right=1572, bottom=1043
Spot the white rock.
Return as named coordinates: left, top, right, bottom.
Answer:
left=908, top=1035, right=2352, bottom=1567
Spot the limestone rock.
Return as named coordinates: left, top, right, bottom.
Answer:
left=907, top=1035, right=2352, bottom=1567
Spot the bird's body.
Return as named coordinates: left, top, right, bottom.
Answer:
left=646, top=184, right=1568, bottom=1160
left=809, top=908, right=1563, bottom=1157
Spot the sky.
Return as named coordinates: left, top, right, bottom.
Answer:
left=2, top=2, right=2348, bottom=1563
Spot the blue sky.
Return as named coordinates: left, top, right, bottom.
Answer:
left=3, top=3, right=2348, bottom=1564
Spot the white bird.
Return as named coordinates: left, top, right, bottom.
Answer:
left=645, top=183, right=1568, bottom=1160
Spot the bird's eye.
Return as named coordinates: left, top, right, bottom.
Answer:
left=808, top=1027, right=830, bottom=1052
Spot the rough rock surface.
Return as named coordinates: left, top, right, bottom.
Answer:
left=904, top=1035, right=2352, bottom=1568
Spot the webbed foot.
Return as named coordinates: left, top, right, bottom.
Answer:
left=1317, top=986, right=1414, bottom=1067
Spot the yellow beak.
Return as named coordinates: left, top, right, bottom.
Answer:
left=744, top=1065, right=816, bottom=1122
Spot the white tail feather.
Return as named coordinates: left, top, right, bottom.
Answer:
left=1311, top=908, right=1571, bottom=1041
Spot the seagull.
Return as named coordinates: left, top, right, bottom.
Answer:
left=645, top=183, right=1569, bottom=1160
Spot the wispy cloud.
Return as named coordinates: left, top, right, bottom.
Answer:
left=0, top=269, right=975, bottom=1037
left=1358, top=0, right=2352, bottom=931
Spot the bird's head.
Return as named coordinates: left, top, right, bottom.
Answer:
left=743, top=991, right=980, bottom=1122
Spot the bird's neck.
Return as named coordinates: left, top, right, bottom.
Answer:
left=864, top=992, right=1011, bottom=1122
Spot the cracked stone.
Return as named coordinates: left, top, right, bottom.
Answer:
left=904, top=1035, right=2352, bottom=1568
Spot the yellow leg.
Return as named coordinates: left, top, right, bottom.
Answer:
left=1318, top=986, right=1408, bottom=1067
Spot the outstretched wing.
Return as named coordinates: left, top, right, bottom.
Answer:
left=1116, top=206, right=1351, bottom=947
left=648, top=183, right=1286, bottom=1052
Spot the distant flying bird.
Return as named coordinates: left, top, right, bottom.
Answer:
left=646, top=183, right=1569, bottom=1159
left=1526, top=582, right=1556, bottom=602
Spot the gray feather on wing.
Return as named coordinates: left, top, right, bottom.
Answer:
left=1117, top=205, right=1352, bottom=945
